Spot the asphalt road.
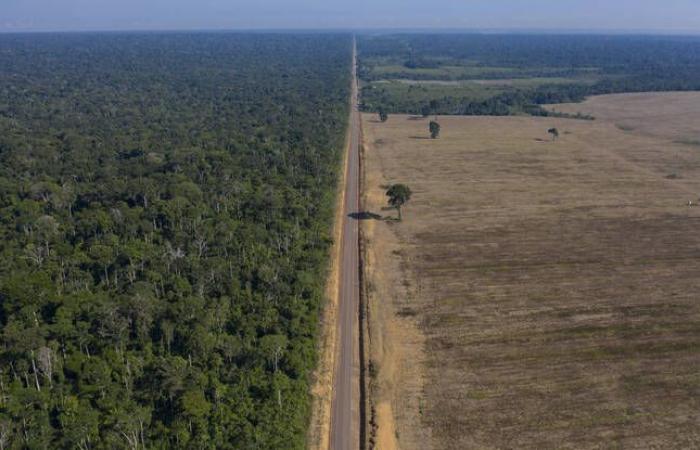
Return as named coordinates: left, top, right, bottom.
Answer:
left=329, top=37, right=361, bottom=450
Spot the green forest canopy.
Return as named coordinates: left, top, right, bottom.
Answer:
left=358, top=34, right=700, bottom=116
left=0, top=32, right=351, bottom=449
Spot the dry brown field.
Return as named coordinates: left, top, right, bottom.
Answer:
left=549, top=92, right=700, bottom=143
left=361, top=93, right=700, bottom=449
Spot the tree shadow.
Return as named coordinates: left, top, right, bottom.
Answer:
left=409, top=136, right=431, bottom=140
left=348, top=211, right=383, bottom=221
left=407, top=116, right=427, bottom=121
left=534, top=138, right=551, bottom=143
left=348, top=210, right=402, bottom=222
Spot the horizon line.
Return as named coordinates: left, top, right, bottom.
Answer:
left=1, top=26, right=700, bottom=36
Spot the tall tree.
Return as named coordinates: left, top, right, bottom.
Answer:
left=430, top=121, right=441, bottom=139
left=548, top=127, right=560, bottom=141
left=386, top=184, right=413, bottom=221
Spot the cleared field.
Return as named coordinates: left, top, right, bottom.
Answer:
left=367, top=63, right=520, bottom=80
left=392, top=76, right=599, bottom=87
left=366, top=80, right=504, bottom=105
left=364, top=59, right=595, bottom=82
left=549, top=92, right=700, bottom=144
left=361, top=95, right=700, bottom=449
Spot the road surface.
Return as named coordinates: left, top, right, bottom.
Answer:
left=330, top=37, right=361, bottom=450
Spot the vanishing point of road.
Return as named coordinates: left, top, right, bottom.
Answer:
left=329, top=37, right=361, bottom=450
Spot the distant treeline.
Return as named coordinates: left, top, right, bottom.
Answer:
left=358, top=34, right=700, bottom=116
left=359, top=34, right=700, bottom=75
left=0, top=33, right=351, bottom=448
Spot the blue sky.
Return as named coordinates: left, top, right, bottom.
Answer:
left=1, top=0, right=699, bottom=32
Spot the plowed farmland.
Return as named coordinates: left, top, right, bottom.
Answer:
left=362, top=93, right=700, bottom=449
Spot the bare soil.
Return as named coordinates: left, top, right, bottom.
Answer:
left=548, top=91, right=700, bottom=143
left=361, top=94, right=700, bottom=449
left=361, top=146, right=431, bottom=450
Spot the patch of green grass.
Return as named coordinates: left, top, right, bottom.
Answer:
left=485, top=76, right=599, bottom=87
left=363, top=56, right=600, bottom=82
left=465, top=390, right=492, bottom=400
left=370, top=64, right=520, bottom=80
left=369, top=79, right=502, bottom=102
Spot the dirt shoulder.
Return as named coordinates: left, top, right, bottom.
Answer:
left=307, top=102, right=352, bottom=450
left=361, top=116, right=433, bottom=450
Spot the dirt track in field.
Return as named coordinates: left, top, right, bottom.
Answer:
left=362, top=94, right=700, bottom=449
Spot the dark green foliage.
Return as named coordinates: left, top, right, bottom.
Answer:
left=548, top=128, right=560, bottom=141
left=358, top=34, right=700, bottom=116
left=429, top=121, right=441, bottom=139
left=378, top=109, right=389, bottom=123
left=386, top=184, right=412, bottom=220
left=0, top=32, right=351, bottom=448
left=359, top=34, right=700, bottom=80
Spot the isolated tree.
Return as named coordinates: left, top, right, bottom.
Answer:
left=429, top=121, right=441, bottom=139
left=548, top=127, right=559, bottom=141
left=386, top=184, right=412, bottom=220
left=378, top=109, right=388, bottom=123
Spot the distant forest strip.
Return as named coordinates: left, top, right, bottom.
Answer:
left=0, top=33, right=351, bottom=448
left=358, top=34, right=700, bottom=116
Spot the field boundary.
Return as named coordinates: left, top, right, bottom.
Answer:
left=358, top=127, right=374, bottom=450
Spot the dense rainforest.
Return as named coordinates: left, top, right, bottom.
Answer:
left=0, top=32, right=351, bottom=449
left=358, top=34, right=700, bottom=115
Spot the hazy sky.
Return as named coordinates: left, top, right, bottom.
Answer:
left=1, top=0, right=699, bottom=33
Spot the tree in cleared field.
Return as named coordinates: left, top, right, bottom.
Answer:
left=386, top=184, right=412, bottom=220
left=548, top=127, right=559, bottom=141
left=430, top=121, right=441, bottom=139
left=378, top=108, right=388, bottom=123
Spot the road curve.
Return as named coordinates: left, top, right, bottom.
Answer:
left=329, top=37, right=361, bottom=450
